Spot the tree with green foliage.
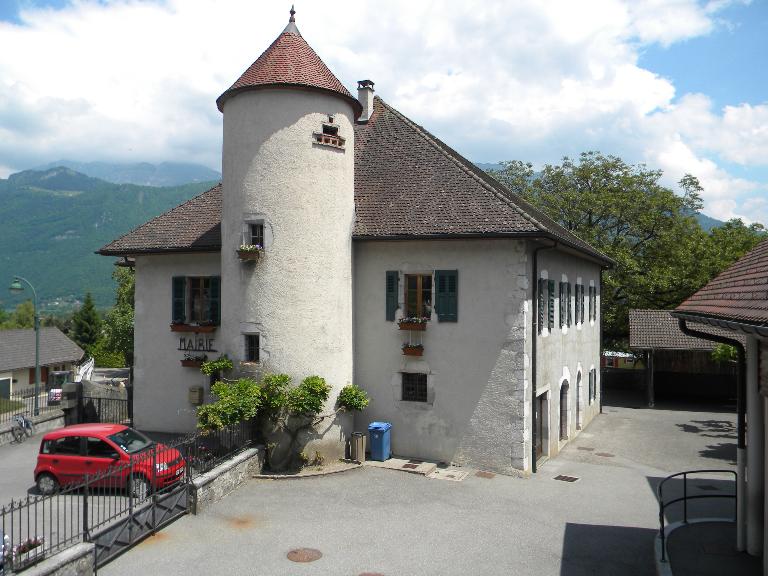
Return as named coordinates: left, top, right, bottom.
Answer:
left=488, top=152, right=765, bottom=347
left=0, top=300, right=35, bottom=329
left=197, top=378, right=262, bottom=431
left=102, top=267, right=135, bottom=365
left=72, top=293, right=101, bottom=353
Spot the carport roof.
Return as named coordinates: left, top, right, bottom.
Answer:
left=0, top=328, right=84, bottom=372
left=629, top=309, right=746, bottom=350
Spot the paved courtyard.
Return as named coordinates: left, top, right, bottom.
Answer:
left=101, top=389, right=738, bottom=576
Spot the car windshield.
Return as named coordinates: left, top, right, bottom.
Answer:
left=107, top=428, right=154, bottom=454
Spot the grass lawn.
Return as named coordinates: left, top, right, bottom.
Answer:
left=0, top=398, right=24, bottom=415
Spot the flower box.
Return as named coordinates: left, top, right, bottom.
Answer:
left=170, top=324, right=216, bottom=333
left=398, top=322, right=427, bottom=331
left=237, top=249, right=261, bottom=262
left=181, top=359, right=203, bottom=368
left=402, top=346, right=424, bottom=357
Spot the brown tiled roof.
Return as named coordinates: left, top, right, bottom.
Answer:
left=216, top=23, right=362, bottom=117
left=629, top=309, right=746, bottom=350
left=99, top=184, right=221, bottom=255
left=675, top=239, right=768, bottom=326
left=99, top=99, right=610, bottom=265
left=0, top=328, right=84, bottom=372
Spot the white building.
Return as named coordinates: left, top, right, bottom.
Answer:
left=99, top=10, right=611, bottom=475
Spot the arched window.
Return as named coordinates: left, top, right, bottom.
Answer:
left=576, top=371, right=582, bottom=430
left=560, top=380, right=569, bottom=441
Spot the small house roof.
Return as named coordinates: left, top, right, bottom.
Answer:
left=0, top=327, right=84, bottom=372
left=629, top=309, right=745, bottom=350
left=675, top=239, right=768, bottom=330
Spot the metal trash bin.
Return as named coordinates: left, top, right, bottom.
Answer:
left=368, top=421, right=392, bottom=461
left=351, top=432, right=366, bottom=463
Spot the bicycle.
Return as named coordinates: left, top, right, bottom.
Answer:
left=11, top=414, right=35, bottom=443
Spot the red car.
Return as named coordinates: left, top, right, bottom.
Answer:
left=35, top=424, right=185, bottom=497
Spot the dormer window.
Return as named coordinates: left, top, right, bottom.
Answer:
left=314, top=118, right=345, bottom=149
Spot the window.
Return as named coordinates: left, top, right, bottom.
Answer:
left=575, top=284, right=584, bottom=324
left=402, top=373, right=427, bottom=402
left=248, top=223, right=264, bottom=248
left=48, top=436, right=81, bottom=455
left=588, top=369, right=596, bottom=403
left=314, top=117, right=345, bottom=148
left=589, top=286, right=597, bottom=321
left=172, top=276, right=221, bottom=325
left=405, top=274, right=432, bottom=318
left=560, top=282, right=572, bottom=328
left=245, top=334, right=260, bottom=363
left=87, top=437, right=119, bottom=459
left=567, top=283, right=572, bottom=327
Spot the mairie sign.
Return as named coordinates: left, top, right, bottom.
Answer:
left=177, top=337, right=216, bottom=353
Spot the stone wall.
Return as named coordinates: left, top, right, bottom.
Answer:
left=21, top=543, right=94, bottom=576
left=191, top=446, right=264, bottom=514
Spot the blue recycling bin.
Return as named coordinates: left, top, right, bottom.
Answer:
left=368, top=421, right=392, bottom=461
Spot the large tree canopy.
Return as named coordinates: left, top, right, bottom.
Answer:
left=489, top=152, right=765, bottom=347
left=102, top=267, right=135, bottom=365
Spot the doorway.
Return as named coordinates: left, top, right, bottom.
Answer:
left=535, top=392, right=548, bottom=460
left=560, top=380, right=570, bottom=441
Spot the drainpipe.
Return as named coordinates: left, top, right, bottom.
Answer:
left=678, top=319, right=747, bottom=551
left=531, top=240, right=557, bottom=474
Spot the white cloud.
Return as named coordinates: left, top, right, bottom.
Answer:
left=0, top=0, right=764, bottom=224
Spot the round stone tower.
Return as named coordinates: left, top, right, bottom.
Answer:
left=216, top=9, right=361, bottom=462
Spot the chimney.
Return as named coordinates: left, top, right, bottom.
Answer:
left=357, top=80, right=375, bottom=123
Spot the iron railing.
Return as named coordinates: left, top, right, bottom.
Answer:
left=0, top=420, right=256, bottom=572
left=81, top=397, right=130, bottom=426
left=0, top=389, right=60, bottom=426
left=657, top=469, right=737, bottom=562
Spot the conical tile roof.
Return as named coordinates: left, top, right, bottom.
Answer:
left=216, top=10, right=361, bottom=116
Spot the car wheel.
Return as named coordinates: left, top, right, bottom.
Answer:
left=128, top=475, right=150, bottom=500
left=37, top=473, right=59, bottom=495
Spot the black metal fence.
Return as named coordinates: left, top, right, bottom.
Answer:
left=81, top=397, right=130, bottom=426
left=0, top=388, right=61, bottom=427
left=0, top=420, right=256, bottom=572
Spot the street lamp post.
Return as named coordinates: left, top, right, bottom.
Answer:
left=9, top=276, right=40, bottom=416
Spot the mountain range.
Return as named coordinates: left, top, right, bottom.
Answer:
left=34, top=160, right=221, bottom=187
left=0, top=167, right=216, bottom=311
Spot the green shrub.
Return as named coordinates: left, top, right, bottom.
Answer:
left=200, top=354, right=234, bottom=376
left=196, top=378, right=261, bottom=431
left=90, top=339, right=126, bottom=368
left=337, top=384, right=369, bottom=411
left=259, top=373, right=292, bottom=416
left=285, top=375, right=331, bottom=416
left=711, top=344, right=738, bottom=363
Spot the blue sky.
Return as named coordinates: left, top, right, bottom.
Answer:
left=0, top=0, right=765, bottom=225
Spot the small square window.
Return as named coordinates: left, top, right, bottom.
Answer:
left=402, top=372, right=427, bottom=402
left=244, top=334, right=259, bottom=363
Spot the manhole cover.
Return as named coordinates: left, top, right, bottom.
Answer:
left=595, top=452, right=615, bottom=458
left=475, top=470, right=496, bottom=479
left=402, top=463, right=419, bottom=469
left=554, top=475, right=580, bottom=483
left=287, top=548, right=323, bottom=563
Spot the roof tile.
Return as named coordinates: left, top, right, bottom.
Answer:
left=629, top=309, right=746, bottom=350
left=0, top=328, right=84, bottom=372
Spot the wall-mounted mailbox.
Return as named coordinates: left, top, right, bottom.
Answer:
left=188, top=386, right=204, bottom=406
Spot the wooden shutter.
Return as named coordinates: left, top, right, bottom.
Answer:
left=547, top=280, right=555, bottom=330
left=567, top=283, right=572, bottom=326
left=538, top=279, right=546, bottom=334
left=386, top=271, right=399, bottom=321
left=172, top=276, right=186, bottom=323
left=435, top=270, right=458, bottom=322
left=559, top=282, right=566, bottom=328
left=208, top=276, right=221, bottom=325
left=589, top=286, right=595, bottom=321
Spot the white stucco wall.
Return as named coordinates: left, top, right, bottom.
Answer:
left=133, top=253, right=221, bottom=433
left=535, top=248, right=602, bottom=463
left=220, top=88, right=356, bottom=458
left=352, top=239, right=530, bottom=474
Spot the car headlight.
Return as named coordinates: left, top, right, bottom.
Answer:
left=155, top=462, right=169, bottom=472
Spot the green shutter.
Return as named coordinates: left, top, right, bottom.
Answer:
left=537, top=279, right=546, bottom=334
left=386, top=271, right=399, bottom=321
left=547, top=280, right=555, bottom=330
left=208, top=276, right=221, bottom=325
left=172, top=276, right=186, bottom=323
left=435, top=270, right=458, bottom=322
left=559, top=282, right=566, bottom=328
left=567, top=282, right=572, bottom=327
